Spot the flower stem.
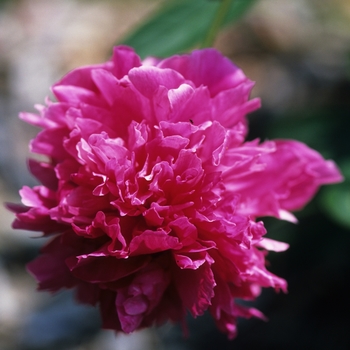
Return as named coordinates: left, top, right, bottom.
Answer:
left=201, top=0, right=234, bottom=48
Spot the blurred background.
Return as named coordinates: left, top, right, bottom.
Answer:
left=0, top=0, right=349, bottom=349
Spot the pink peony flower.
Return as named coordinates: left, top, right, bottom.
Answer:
left=8, top=46, right=342, bottom=339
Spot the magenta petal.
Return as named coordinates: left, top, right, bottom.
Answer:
left=67, top=254, right=150, bottom=283
left=168, top=84, right=194, bottom=110
left=169, top=216, right=198, bottom=246
left=129, top=66, right=185, bottom=99
left=52, top=85, right=104, bottom=107
left=173, top=253, right=207, bottom=270
left=19, top=103, right=70, bottom=129
left=111, top=45, right=141, bottom=79
left=28, top=159, right=58, bottom=191
left=27, top=234, right=78, bottom=291
left=129, top=230, right=181, bottom=255
left=31, top=128, right=69, bottom=160
left=53, top=62, right=112, bottom=91
left=274, top=140, right=343, bottom=211
left=118, top=313, right=143, bottom=333
left=20, top=186, right=51, bottom=208
left=212, top=83, right=260, bottom=129
left=174, top=262, right=216, bottom=317
left=158, top=48, right=247, bottom=96
left=115, top=263, right=171, bottom=332
left=123, top=295, right=148, bottom=315
left=91, top=69, right=119, bottom=106
left=257, top=237, right=289, bottom=252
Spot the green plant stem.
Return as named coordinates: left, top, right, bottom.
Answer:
left=201, top=0, right=234, bottom=48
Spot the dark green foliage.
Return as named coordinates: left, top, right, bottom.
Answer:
left=121, top=0, right=258, bottom=58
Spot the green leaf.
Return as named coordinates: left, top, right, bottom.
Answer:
left=120, top=0, right=258, bottom=59
left=319, top=161, right=350, bottom=229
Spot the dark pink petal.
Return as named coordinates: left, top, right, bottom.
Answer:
left=173, top=261, right=216, bottom=317
left=115, top=262, right=171, bottom=332
left=30, top=128, right=69, bottom=160
left=129, top=230, right=181, bottom=255
left=11, top=208, right=66, bottom=234
left=67, top=254, right=150, bottom=283
left=28, top=159, right=57, bottom=190
left=173, top=251, right=212, bottom=270
left=99, top=290, right=122, bottom=331
left=169, top=216, right=198, bottom=246
left=27, top=234, right=79, bottom=291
